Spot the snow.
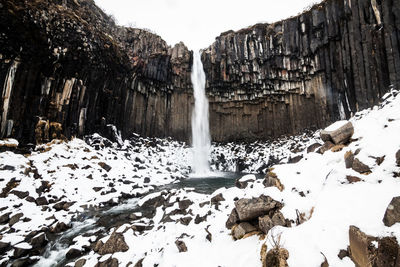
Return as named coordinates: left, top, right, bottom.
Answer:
left=324, top=120, right=349, bottom=131
left=0, top=90, right=400, bottom=266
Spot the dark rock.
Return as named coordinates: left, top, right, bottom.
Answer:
left=383, top=196, right=400, bottom=227
left=74, top=259, right=86, bottom=267
left=175, top=240, right=187, bottom=252
left=9, top=190, right=29, bottom=199
left=263, top=171, right=284, bottom=191
left=194, top=214, right=208, bottom=224
left=232, top=222, right=257, bottom=240
left=235, top=195, right=282, bottom=221
left=346, top=176, right=362, bottom=183
left=178, top=199, right=193, bottom=210
left=50, top=222, right=70, bottom=233
left=210, top=193, right=225, bottom=205
left=225, top=208, right=239, bottom=229
left=317, top=141, right=335, bottom=154
left=0, top=241, right=10, bottom=254
left=143, top=177, right=150, bottom=183
left=338, top=249, right=349, bottom=260
left=288, top=155, right=303, bottom=164
left=25, top=197, right=35, bottom=203
left=0, top=212, right=11, bottom=224
left=30, top=232, right=47, bottom=249
left=344, top=151, right=354, bottom=169
left=307, top=143, right=322, bottom=153
left=375, top=236, right=400, bottom=267
left=10, top=257, right=38, bottom=267
left=352, top=159, right=371, bottom=174
left=35, top=196, right=48, bottom=206
left=179, top=216, right=192, bottom=226
left=92, top=187, right=103, bottom=192
left=98, top=162, right=112, bottom=172
left=259, top=211, right=286, bottom=234
left=133, top=258, right=144, bottom=267
left=66, top=248, right=82, bottom=259
left=97, top=231, right=129, bottom=255
left=320, top=122, right=354, bottom=144
left=95, top=258, right=119, bottom=267
left=235, top=176, right=255, bottom=189
left=13, top=245, right=31, bottom=258
left=396, top=150, right=400, bottom=166
left=9, top=213, right=23, bottom=226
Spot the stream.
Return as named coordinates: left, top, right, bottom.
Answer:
left=33, top=172, right=257, bottom=267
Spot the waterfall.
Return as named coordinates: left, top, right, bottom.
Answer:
left=191, top=50, right=211, bottom=176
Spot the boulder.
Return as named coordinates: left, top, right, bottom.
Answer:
left=95, top=258, right=119, bottom=267
left=235, top=195, right=282, bottom=221
left=383, top=196, right=400, bottom=227
left=74, top=259, right=86, bottom=267
left=235, top=174, right=256, bottom=189
left=30, top=232, right=47, bottom=249
left=232, top=222, right=257, bottom=240
left=98, top=231, right=129, bottom=255
left=320, top=121, right=354, bottom=144
left=226, top=208, right=239, bottom=229
left=0, top=212, right=11, bottom=224
left=344, top=151, right=354, bottom=168
left=9, top=213, right=23, bottom=226
left=9, top=190, right=29, bottom=199
left=263, top=172, right=284, bottom=191
left=259, top=212, right=286, bottom=234
left=288, top=155, right=303, bottom=164
left=175, top=240, right=187, bottom=252
left=0, top=241, right=10, bottom=254
left=264, top=247, right=289, bottom=267
left=210, top=193, right=225, bottom=204
left=13, top=243, right=32, bottom=258
left=35, top=196, right=48, bottom=206
left=348, top=226, right=374, bottom=267
left=66, top=248, right=82, bottom=259
left=375, top=236, right=400, bottom=267
left=50, top=222, right=70, bottom=233
left=352, top=159, right=371, bottom=174
left=178, top=199, right=193, bottom=210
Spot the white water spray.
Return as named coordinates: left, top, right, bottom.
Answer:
left=191, top=50, right=211, bottom=176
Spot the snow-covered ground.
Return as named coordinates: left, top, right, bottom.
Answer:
left=0, top=90, right=399, bottom=267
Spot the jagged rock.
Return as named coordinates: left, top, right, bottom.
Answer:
left=231, top=222, right=257, bottom=240
left=348, top=226, right=375, bottom=267
left=264, top=248, right=289, bottom=267
left=346, top=175, right=362, bottom=183
left=74, top=259, right=86, bottom=267
left=235, top=195, right=282, bottom=221
left=97, top=232, right=129, bottom=255
left=317, top=141, right=335, bottom=154
left=307, top=143, right=321, bottom=153
left=9, top=190, right=28, bottom=199
left=95, top=258, right=119, bottom=267
left=263, top=171, right=284, bottom=191
left=134, top=258, right=144, bottom=267
left=0, top=212, right=11, bottom=224
left=0, top=241, right=10, bottom=254
left=396, top=150, right=400, bottom=166
left=210, top=193, right=225, bottom=204
left=338, top=249, right=349, bottom=260
left=50, top=222, right=70, bottom=233
left=35, top=196, right=48, bottom=206
left=344, top=151, right=354, bottom=168
left=13, top=244, right=31, bottom=258
left=375, top=236, right=400, bottom=267
left=383, top=196, right=400, bottom=227
left=320, top=121, right=354, bottom=145
left=288, top=155, right=303, bottom=164
left=320, top=255, right=329, bottom=267
left=258, top=212, right=286, bottom=234
left=9, top=212, right=23, bottom=226
left=235, top=175, right=256, bottom=189
left=179, top=216, right=192, bottom=226
left=98, top=162, right=112, bottom=172
left=178, top=199, right=193, bottom=210
left=30, top=232, right=47, bottom=249
left=175, top=240, right=187, bottom=252
left=226, top=208, right=240, bottom=229
left=352, top=159, right=371, bottom=174
left=66, top=248, right=82, bottom=259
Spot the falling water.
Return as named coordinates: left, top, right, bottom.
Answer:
left=191, top=50, right=211, bottom=176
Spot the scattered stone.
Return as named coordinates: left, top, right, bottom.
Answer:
left=374, top=156, right=385, bottom=166
left=210, top=193, right=225, bottom=205
left=98, top=231, right=129, bottom=255
left=375, top=236, right=400, bottom=267
left=92, top=187, right=103, bottom=192
left=9, top=213, right=23, bottom=226
left=178, top=199, right=193, bottom=210
left=235, top=175, right=255, bottom=189
left=320, top=254, right=329, bottom=267
left=263, top=171, right=284, bottom=191
left=194, top=214, right=208, bottom=224
left=9, top=190, right=29, bottom=199
left=75, top=259, right=87, bottom=267
left=0, top=212, right=11, bottom=224
left=235, top=195, right=282, bottom=221
left=175, top=240, right=187, bottom=252
left=51, top=222, right=70, bottom=233
left=264, top=247, right=289, bottom=267
left=338, top=249, right=349, bottom=259
left=348, top=226, right=374, bottom=267
left=98, top=162, right=112, bottom=172
left=396, top=150, right=400, bottom=166
left=232, top=222, right=257, bottom=240
left=317, top=141, right=335, bottom=154
left=331, top=144, right=346, bottom=152
left=13, top=244, right=31, bottom=258
left=35, top=196, right=48, bottom=206
left=344, top=151, right=354, bottom=168
left=288, top=155, right=303, bottom=164
left=66, top=248, right=82, bottom=259
left=320, top=121, right=354, bottom=144
left=307, top=143, right=321, bottom=153
left=346, top=175, right=362, bottom=183
left=143, top=177, right=150, bottom=183
left=30, top=232, right=47, bottom=249
left=352, top=159, right=371, bottom=174
left=133, top=258, right=144, bottom=267
left=10, top=257, right=38, bottom=267
left=225, top=208, right=239, bottom=229
left=179, top=216, right=192, bottom=226
left=383, top=196, right=400, bottom=227
left=258, top=212, right=286, bottom=234
left=0, top=241, right=10, bottom=254
left=95, top=257, right=119, bottom=267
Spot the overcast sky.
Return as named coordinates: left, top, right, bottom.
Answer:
left=94, top=0, right=321, bottom=50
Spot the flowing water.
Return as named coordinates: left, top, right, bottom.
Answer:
left=191, top=50, right=211, bottom=176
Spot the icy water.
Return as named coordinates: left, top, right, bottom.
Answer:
left=34, top=172, right=251, bottom=266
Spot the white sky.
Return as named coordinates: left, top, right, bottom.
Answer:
left=94, top=0, right=321, bottom=50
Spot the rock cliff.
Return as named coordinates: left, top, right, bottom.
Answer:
left=202, top=0, right=400, bottom=141
left=0, top=0, right=193, bottom=144
left=1, top=0, right=400, bottom=143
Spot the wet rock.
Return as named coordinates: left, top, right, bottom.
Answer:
left=66, top=248, right=82, bottom=259
left=383, top=196, right=400, bottom=227
left=10, top=257, right=38, bottom=267
left=74, top=259, right=86, bottom=267
left=35, top=196, right=48, bottom=206
left=98, top=231, right=129, bottom=255
left=9, top=213, right=23, bottom=226
left=307, top=143, right=321, bottom=153
left=235, top=195, right=282, bottom=221
left=98, top=162, right=112, bottom=172
left=226, top=208, right=239, bottom=229
left=175, top=240, right=187, bottom=252
left=317, top=141, right=335, bottom=154
left=320, top=121, right=354, bottom=145
left=346, top=175, right=362, bottom=183
left=344, top=151, right=354, bottom=169
left=263, top=171, right=284, bottom=191
left=232, top=222, right=257, bottom=240
left=352, top=159, right=371, bottom=174
left=258, top=211, right=286, bottom=234
left=264, top=247, right=289, bottom=267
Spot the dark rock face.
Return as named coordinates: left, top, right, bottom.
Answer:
left=0, top=0, right=192, bottom=143
left=202, top=0, right=400, bottom=141
left=1, top=0, right=399, bottom=143
left=383, top=196, right=400, bottom=227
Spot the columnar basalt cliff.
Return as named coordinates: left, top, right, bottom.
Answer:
left=1, top=0, right=400, bottom=143
left=0, top=0, right=193, bottom=144
left=202, top=0, right=400, bottom=141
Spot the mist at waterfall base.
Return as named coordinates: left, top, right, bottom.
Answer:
left=190, top=50, right=213, bottom=177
